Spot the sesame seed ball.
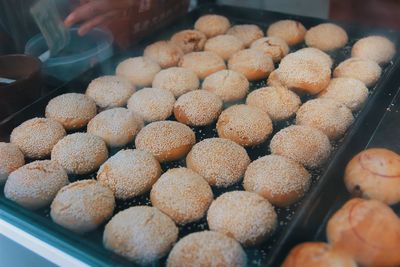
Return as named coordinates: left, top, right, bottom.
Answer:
left=243, top=155, right=311, bottom=207
left=217, top=104, right=273, bottom=147
left=0, top=142, right=24, bottom=184
left=170, top=29, right=207, bottom=54
left=207, top=191, right=277, bottom=246
left=174, top=90, right=223, bottom=126
left=97, top=149, right=161, bottom=200
left=4, top=160, right=68, bottom=210
left=127, top=87, right=175, bottom=123
left=135, top=121, right=195, bottom=162
left=10, top=117, right=66, bottom=159
left=267, top=20, right=307, bottom=46
left=202, top=70, right=249, bottom=103
left=228, top=49, right=275, bottom=81
left=227, top=24, right=264, bottom=48
left=51, top=133, right=108, bottom=175
left=186, top=138, right=250, bottom=187
left=194, top=14, right=231, bottom=38
left=295, top=47, right=333, bottom=68
left=318, top=77, right=369, bottom=111
left=103, top=206, right=178, bottom=265
left=333, top=57, right=382, bottom=87
left=352, top=35, right=396, bottom=65
left=85, top=75, right=135, bottom=110
left=296, top=99, right=354, bottom=140
left=167, top=231, right=247, bottom=267
left=87, top=108, right=144, bottom=148
left=150, top=167, right=213, bottom=225
left=246, top=86, right=301, bottom=121
left=144, top=41, right=184, bottom=69
left=51, top=180, right=115, bottom=234
left=305, top=23, right=348, bottom=51
left=179, top=51, right=226, bottom=80
left=152, top=67, right=199, bottom=97
left=250, top=36, right=289, bottom=62
left=204, top=34, right=245, bottom=61
left=270, top=125, right=331, bottom=168
left=116, top=57, right=161, bottom=87
left=45, top=93, right=97, bottom=130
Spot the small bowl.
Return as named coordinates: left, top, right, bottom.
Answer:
left=0, top=54, right=42, bottom=121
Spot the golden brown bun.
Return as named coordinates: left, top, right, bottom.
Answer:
left=170, top=29, right=207, bottom=54
left=152, top=67, right=199, bottom=97
left=352, top=35, right=396, bottom=65
left=250, top=36, right=289, bottom=62
left=144, top=41, right=184, bottom=68
left=0, top=142, right=25, bottom=184
left=204, top=34, right=245, bottom=61
left=267, top=20, right=306, bottom=46
left=333, top=57, right=381, bottom=87
left=305, top=23, right=348, bottom=51
left=179, top=51, right=226, bottom=80
left=115, top=57, right=161, bottom=87
left=228, top=49, right=274, bottom=81
left=267, top=70, right=283, bottom=87
left=227, top=24, right=264, bottom=47
left=194, top=15, right=231, bottom=38
left=327, top=198, right=400, bottom=267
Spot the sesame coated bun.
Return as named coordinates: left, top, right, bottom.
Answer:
left=352, top=35, right=396, bottom=65
left=150, top=167, right=213, bottom=225
left=152, top=67, right=199, bottom=97
left=267, top=20, right=306, bottom=46
left=344, top=148, right=400, bottom=205
left=295, top=47, right=333, bottom=68
left=179, top=51, right=226, bottom=80
left=4, top=160, right=68, bottom=210
left=51, top=133, right=108, bottom=175
left=0, top=142, right=24, bottom=184
left=333, top=57, right=382, bottom=87
left=170, top=29, right=207, bottom=54
left=250, top=36, right=289, bottom=62
left=305, top=23, right=348, bottom=51
left=135, top=121, right=195, bottom=162
left=115, top=57, right=161, bottom=87
left=144, top=41, right=184, bottom=68
left=267, top=69, right=283, bottom=87
left=227, top=24, right=264, bottom=47
left=45, top=93, right=97, bottom=130
left=194, top=14, right=231, bottom=38
left=204, top=34, right=245, bottom=61
left=207, top=191, right=277, bottom=246
left=103, top=206, right=178, bottom=265
left=244, top=155, right=311, bottom=207
left=167, top=231, right=247, bottom=267
left=270, top=125, right=331, bottom=168
left=228, top=49, right=274, bottom=81
left=51, top=180, right=115, bottom=234
left=326, top=198, right=400, bottom=267
left=186, top=138, right=250, bottom=187
left=10, top=117, right=66, bottom=159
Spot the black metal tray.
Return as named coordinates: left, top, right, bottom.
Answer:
left=1, top=4, right=400, bottom=267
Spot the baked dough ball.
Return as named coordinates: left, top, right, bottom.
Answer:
left=150, top=167, right=213, bottom=225
left=318, top=77, right=369, bottom=111
left=327, top=198, right=400, bottom=267
left=244, top=155, right=311, bottom=207
left=97, top=149, right=160, bottom=200
left=174, top=90, right=223, bottom=126
left=202, top=70, right=249, bottom=102
left=179, top=51, right=226, bottom=80
left=45, top=93, right=97, bottom=130
left=228, top=49, right=274, bottom=81
left=207, top=191, right=277, bottom=246
left=85, top=75, right=134, bottom=110
left=135, top=121, right=195, bottom=162
left=270, top=125, right=331, bottom=168
left=333, top=57, right=381, bottom=87
left=250, top=36, right=289, bottom=62
left=170, top=29, right=207, bottom=54
left=10, top=118, right=66, bottom=159
left=127, top=87, right=175, bottom=123
left=267, top=70, right=283, bottom=87
left=144, top=41, right=184, bottom=68
left=87, top=108, right=143, bottom=147
left=4, top=160, right=68, bottom=210
left=194, top=14, right=231, bottom=38
left=296, top=98, right=354, bottom=140
left=0, top=143, right=24, bottom=184
left=246, top=86, right=301, bottom=121
left=186, top=138, right=250, bottom=187
left=103, top=206, right=178, bottom=264
left=227, top=24, right=264, bottom=47
left=116, top=57, right=161, bottom=87
left=282, top=242, right=357, bottom=267
left=167, top=231, right=247, bottom=267
left=295, top=47, right=333, bottom=68
left=204, top=34, right=244, bottom=61
left=267, top=20, right=306, bottom=45
left=344, top=148, right=400, bottom=205
left=152, top=67, right=199, bottom=97
left=51, top=133, right=108, bottom=175
left=51, top=180, right=115, bottom=233
left=305, top=23, right=348, bottom=51
left=352, top=35, right=396, bottom=65
left=217, top=104, right=273, bottom=147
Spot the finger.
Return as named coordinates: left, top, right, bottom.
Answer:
left=64, top=0, right=111, bottom=27
left=77, top=10, right=118, bottom=36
